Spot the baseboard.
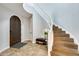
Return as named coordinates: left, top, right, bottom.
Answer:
left=54, top=24, right=79, bottom=51
left=0, top=46, right=9, bottom=53
left=21, top=39, right=32, bottom=42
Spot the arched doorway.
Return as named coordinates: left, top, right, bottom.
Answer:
left=10, top=15, right=21, bottom=47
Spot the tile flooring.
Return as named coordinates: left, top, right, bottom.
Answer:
left=0, top=41, right=48, bottom=56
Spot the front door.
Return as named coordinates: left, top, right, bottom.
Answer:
left=10, top=15, right=21, bottom=47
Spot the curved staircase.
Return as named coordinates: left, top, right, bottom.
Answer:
left=50, top=25, right=79, bottom=56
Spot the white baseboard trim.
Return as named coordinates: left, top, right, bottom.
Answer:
left=32, top=41, right=36, bottom=44
left=21, top=39, right=32, bottom=42
left=32, top=40, right=36, bottom=44
left=0, top=46, right=9, bottom=53
left=54, top=24, right=79, bottom=51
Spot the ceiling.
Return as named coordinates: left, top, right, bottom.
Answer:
left=0, top=3, right=32, bottom=19
left=1, top=3, right=79, bottom=19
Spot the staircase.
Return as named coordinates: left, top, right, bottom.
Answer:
left=50, top=25, right=79, bottom=56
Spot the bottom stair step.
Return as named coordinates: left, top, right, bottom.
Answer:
left=53, top=46, right=79, bottom=56
left=54, top=41, right=78, bottom=49
left=51, top=51, right=65, bottom=56
left=51, top=50, right=79, bottom=56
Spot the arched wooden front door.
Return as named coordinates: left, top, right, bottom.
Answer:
left=10, top=15, right=21, bottom=47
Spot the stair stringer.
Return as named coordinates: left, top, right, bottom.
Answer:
left=54, top=23, right=79, bottom=51
left=48, top=25, right=54, bottom=56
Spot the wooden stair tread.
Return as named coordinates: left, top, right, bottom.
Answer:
left=54, top=37, right=74, bottom=42
left=51, top=50, right=79, bottom=56
left=53, top=46, right=79, bottom=55
left=54, top=41, right=77, bottom=45
left=54, top=41, right=78, bottom=49
left=51, top=51, right=65, bottom=56
left=53, top=28, right=62, bottom=31
left=54, top=40, right=76, bottom=45
left=53, top=25, right=58, bottom=28
left=54, top=31, right=65, bottom=33
left=54, top=30, right=62, bottom=32
left=54, top=33, right=69, bottom=37
left=54, top=32, right=65, bottom=34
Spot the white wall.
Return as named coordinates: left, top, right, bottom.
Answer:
left=0, top=6, right=13, bottom=51
left=0, top=5, right=30, bottom=52
left=33, top=11, right=49, bottom=43
left=33, top=3, right=79, bottom=51
left=28, top=17, right=33, bottom=40
left=21, top=17, right=31, bottom=42
left=52, top=4, right=79, bottom=44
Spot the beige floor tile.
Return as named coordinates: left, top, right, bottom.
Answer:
left=0, top=41, right=48, bottom=56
